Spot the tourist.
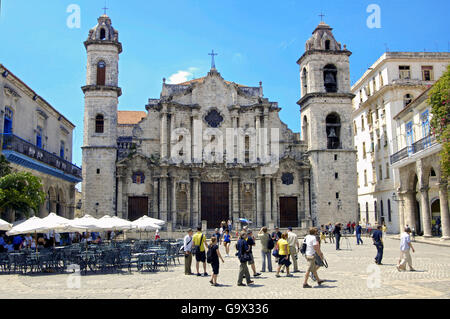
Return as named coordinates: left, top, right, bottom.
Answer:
left=347, top=221, right=351, bottom=234
left=155, top=229, right=161, bottom=241
left=272, top=226, right=282, bottom=243
left=214, top=228, right=221, bottom=245
left=287, top=227, right=300, bottom=273
left=207, top=236, right=224, bottom=286
left=227, top=219, right=232, bottom=233
left=333, top=223, right=342, bottom=250
left=328, top=223, right=335, bottom=243
left=258, top=227, right=273, bottom=272
left=397, top=227, right=416, bottom=272
left=356, top=222, right=363, bottom=245
left=303, top=227, right=325, bottom=288
left=193, top=226, right=208, bottom=277
left=275, top=232, right=291, bottom=277
left=351, top=221, right=356, bottom=234
left=183, top=229, right=194, bottom=275
left=0, top=234, right=6, bottom=249
left=236, top=231, right=254, bottom=286
left=12, top=235, right=23, bottom=251
left=223, top=229, right=232, bottom=257
left=5, top=240, right=14, bottom=252
left=320, top=225, right=327, bottom=244
left=367, top=223, right=372, bottom=237
left=246, top=229, right=261, bottom=277
left=372, top=225, right=384, bottom=265
left=382, top=223, right=387, bottom=240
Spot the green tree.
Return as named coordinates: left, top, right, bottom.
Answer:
left=0, top=172, right=45, bottom=218
left=0, top=154, right=11, bottom=177
left=429, top=65, right=450, bottom=180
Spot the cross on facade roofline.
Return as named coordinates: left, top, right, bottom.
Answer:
left=208, top=50, right=218, bottom=69
left=319, top=12, right=325, bottom=22
left=102, top=0, right=109, bottom=15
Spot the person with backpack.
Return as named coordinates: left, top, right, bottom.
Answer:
left=192, top=226, right=209, bottom=277
left=258, top=227, right=273, bottom=272
left=236, top=231, right=254, bottom=286
left=207, top=236, right=224, bottom=286
left=303, top=227, right=325, bottom=288
left=246, top=229, right=261, bottom=277
left=275, top=233, right=292, bottom=277
left=183, top=229, right=194, bottom=275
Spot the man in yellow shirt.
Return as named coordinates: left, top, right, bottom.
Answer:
left=192, top=226, right=209, bottom=277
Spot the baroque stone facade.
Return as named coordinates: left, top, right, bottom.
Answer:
left=82, top=16, right=358, bottom=229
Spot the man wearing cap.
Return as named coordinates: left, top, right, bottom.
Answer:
left=287, top=227, right=300, bottom=273
left=183, top=229, right=194, bottom=275
left=396, top=227, right=416, bottom=272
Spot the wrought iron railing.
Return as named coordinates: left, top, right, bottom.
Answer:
left=390, top=135, right=437, bottom=165
left=0, top=133, right=82, bottom=179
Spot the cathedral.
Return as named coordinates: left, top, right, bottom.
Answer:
left=81, top=14, right=358, bottom=230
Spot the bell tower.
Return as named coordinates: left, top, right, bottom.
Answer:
left=298, top=21, right=357, bottom=226
left=81, top=14, right=122, bottom=217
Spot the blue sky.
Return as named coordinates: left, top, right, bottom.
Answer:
left=0, top=0, right=449, bottom=168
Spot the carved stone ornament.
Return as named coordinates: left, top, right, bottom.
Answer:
left=281, top=173, right=294, bottom=185
left=204, top=109, right=224, bottom=128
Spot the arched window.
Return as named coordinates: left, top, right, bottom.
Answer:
left=374, top=201, right=377, bottom=222
left=3, top=107, right=13, bottom=134
left=326, top=113, right=341, bottom=149
left=325, top=40, right=331, bottom=50
left=404, top=94, right=413, bottom=107
left=387, top=199, right=392, bottom=222
left=36, top=126, right=42, bottom=148
left=100, top=28, right=106, bottom=40
left=302, top=116, right=309, bottom=144
left=60, top=141, right=65, bottom=159
left=97, top=61, right=106, bottom=86
left=301, top=68, right=308, bottom=94
left=365, top=202, right=369, bottom=223
left=324, top=64, right=338, bottom=93
left=95, top=114, right=104, bottom=133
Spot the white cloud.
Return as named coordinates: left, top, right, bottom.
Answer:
left=167, top=67, right=199, bottom=84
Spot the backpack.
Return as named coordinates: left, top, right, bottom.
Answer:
left=191, top=234, right=203, bottom=255
left=300, top=238, right=307, bottom=255
left=266, top=233, right=275, bottom=250
left=206, top=245, right=213, bottom=264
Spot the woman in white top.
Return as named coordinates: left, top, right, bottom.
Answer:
left=303, top=227, right=325, bottom=288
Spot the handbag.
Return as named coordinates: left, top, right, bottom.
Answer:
left=272, top=242, right=279, bottom=258
left=314, top=253, right=328, bottom=268
left=191, top=234, right=203, bottom=255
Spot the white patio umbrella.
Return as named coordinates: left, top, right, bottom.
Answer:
left=6, top=217, right=46, bottom=236
left=131, top=216, right=163, bottom=231
left=131, top=216, right=162, bottom=240
left=69, top=214, right=103, bottom=232
left=0, top=218, right=12, bottom=231
left=97, top=215, right=133, bottom=231
left=40, top=213, right=87, bottom=233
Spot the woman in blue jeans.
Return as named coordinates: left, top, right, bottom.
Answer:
left=356, top=222, right=364, bottom=245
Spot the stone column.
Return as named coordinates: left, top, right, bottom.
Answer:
left=398, top=193, right=406, bottom=233
left=439, top=182, right=450, bottom=240
left=303, top=176, right=311, bottom=222
left=116, top=174, right=123, bottom=219
left=171, top=177, right=177, bottom=231
left=152, top=178, right=159, bottom=219
left=256, top=176, right=263, bottom=227
left=264, top=176, right=272, bottom=225
left=232, top=176, right=240, bottom=221
left=419, top=187, right=432, bottom=238
left=263, top=113, right=269, bottom=163
left=191, top=175, right=200, bottom=227
left=169, top=112, right=175, bottom=160
left=160, top=112, right=168, bottom=160
left=271, top=177, right=277, bottom=229
left=403, top=191, right=416, bottom=230
left=160, top=173, right=168, bottom=223
left=255, top=111, right=261, bottom=160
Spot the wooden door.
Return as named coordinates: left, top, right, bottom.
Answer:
left=201, top=183, right=229, bottom=229
left=279, top=197, right=298, bottom=228
left=128, top=197, right=148, bottom=221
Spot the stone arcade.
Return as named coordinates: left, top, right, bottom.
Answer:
left=81, top=15, right=358, bottom=230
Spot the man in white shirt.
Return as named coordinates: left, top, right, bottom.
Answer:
left=183, top=229, right=194, bottom=275
left=397, top=227, right=415, bottom=272
left=303, top=227, right=324, bottom=288
left=287, top=227, right=300, bottom=272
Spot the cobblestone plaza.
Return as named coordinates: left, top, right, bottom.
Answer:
left=1, top=237, right=449, bottom=299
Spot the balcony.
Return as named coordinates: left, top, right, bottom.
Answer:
left=390, top=135, right=437, bottom=165
left=0, top=133, right=82, bottom=182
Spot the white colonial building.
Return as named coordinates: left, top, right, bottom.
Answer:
left=351, top=52, right=450, bottom=233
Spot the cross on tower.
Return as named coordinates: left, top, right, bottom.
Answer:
left=102, top=1, right=108, bottom=15
left=319, top=12, right=325, bottom=22
left=209, top=50, right=218, bottom=69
